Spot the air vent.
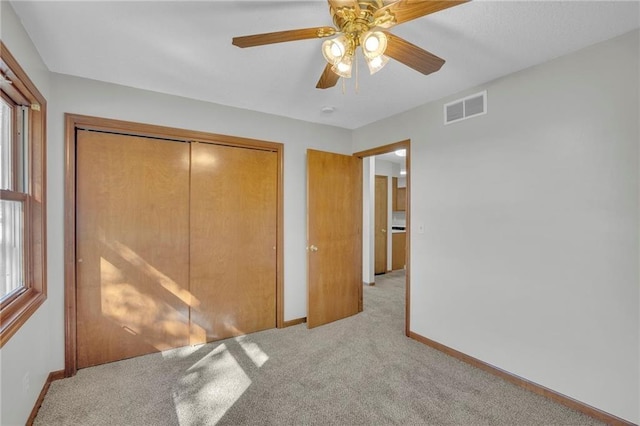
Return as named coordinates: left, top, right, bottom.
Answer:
left=446, top=102, right=464, bottom=122
left=444, top=90, right=487, bottom=125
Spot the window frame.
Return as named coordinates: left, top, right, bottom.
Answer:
left=0, top=190, right=30, bottom=308
left=0, top=41, right=47, bottom=348
left=1, top=91, right=18, bottom=191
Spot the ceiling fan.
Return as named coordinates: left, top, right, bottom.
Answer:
left=232, top=0, right=468, bottom=89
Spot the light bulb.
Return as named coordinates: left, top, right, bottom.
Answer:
left=330, top=43, right=343, bottom=58
left=364, top=36, right=379, bottom=53
left=366, top=54, right=389, bottom=75
left=331, top=53, right=353, bottom=78
left=322, top=36, right=348, bottom=65
left=360, top=31, right=388, bottom=59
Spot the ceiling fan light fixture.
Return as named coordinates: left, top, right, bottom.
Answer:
left=233, top=0, right=468, bottom=90
left=360, top=30, right=387, bottom=59
left=322, top=35, right=348, bottom=65
left=366, top=54, right=389, bottom=75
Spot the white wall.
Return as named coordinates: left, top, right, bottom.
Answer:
left=1, top=4, right=351, bottom=423
left=0, top=3, right=55, bottom=425
left=48, top=72, right=352, bottom=324
left=353, top=30, right=639, bottom=423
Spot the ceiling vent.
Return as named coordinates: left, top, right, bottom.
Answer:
left=444, top=90, right=487, bottom=125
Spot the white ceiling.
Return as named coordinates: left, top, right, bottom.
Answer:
left=10, top=1, right=640, bottom=130
left=376, top=151, right=406, bottom=167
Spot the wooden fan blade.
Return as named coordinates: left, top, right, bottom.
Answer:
left=232, top=27, right=336, bottom=48
left=374, top=0, right=468, bottom=28
left=383, top=32, right=445, bottom=75
left=316, top=63, right=340, bottom=89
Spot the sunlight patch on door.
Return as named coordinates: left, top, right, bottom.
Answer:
left=105, top=238, right=199, bottom=307
left=100, top=257, right=190, bottom=350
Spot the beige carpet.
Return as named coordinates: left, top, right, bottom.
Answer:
left=36, top=271, right=601, bottom=425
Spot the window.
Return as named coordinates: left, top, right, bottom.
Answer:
left=0, top=42, right=47, bottom=347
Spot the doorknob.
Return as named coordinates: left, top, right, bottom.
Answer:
left=309, top=245, right=318, bottom=252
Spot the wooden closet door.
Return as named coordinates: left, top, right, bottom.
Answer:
left=76, top=130, right=191, bottom=368
left=190, top=143, right=277, bottom=343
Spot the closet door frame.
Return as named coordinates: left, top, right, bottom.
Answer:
left=63, top=113, right=284, bottom=377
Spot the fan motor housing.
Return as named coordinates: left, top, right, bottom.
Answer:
left=331, top=0, right=385, bottom=39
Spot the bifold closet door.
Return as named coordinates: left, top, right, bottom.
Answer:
left=189, top=143, right=277, bottom=344
left=76, top=130, right=191, bottom=368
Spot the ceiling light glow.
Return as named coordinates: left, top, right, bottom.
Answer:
left=366, top=55, right=389, bottom=75
left=361, top=31, right=388, bottom=59
left=332, top=54, right=353, bottom=78
left=331, top=43, right=342, bottom=57
left=322, top=36, right=348, bottom=65
left=364, top=36, right=379, bottom=52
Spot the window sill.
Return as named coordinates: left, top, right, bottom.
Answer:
left=0, top=289, right=46, bottom=348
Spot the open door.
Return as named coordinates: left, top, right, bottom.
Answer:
left=307, top=149, right=362, bottom=328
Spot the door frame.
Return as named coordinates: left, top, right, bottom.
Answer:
left=353, top=139, right=411, bottom=336
left=63, top=113, right=284, bottom=377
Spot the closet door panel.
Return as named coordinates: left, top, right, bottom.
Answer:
left=190, top=143, right=277, bottom=343
left=76, top=130, right=191, bottom=368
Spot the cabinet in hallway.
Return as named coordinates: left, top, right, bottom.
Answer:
left=392, top=232, right=406, bottom=271
left=392, top=177, right=406, bottom=212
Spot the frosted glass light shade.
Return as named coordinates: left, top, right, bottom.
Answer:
left=322, top=35, right=348, bottom=65
left=360, top=31, right=387, bottom=59
left=331, top=54, right=353, bottom=78
left=366, top=54, right=389, bottom=75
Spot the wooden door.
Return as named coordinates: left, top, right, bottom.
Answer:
left=307, top=149, right=362, bottom=328
left=189, top=143, right=277, bottom=343
left=76, top=130, right=190, bottom=368
left=374, top=175, right=388, bottom=274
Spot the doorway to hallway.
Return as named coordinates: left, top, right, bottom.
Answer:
left=354, top=140, right=411, bottom=336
